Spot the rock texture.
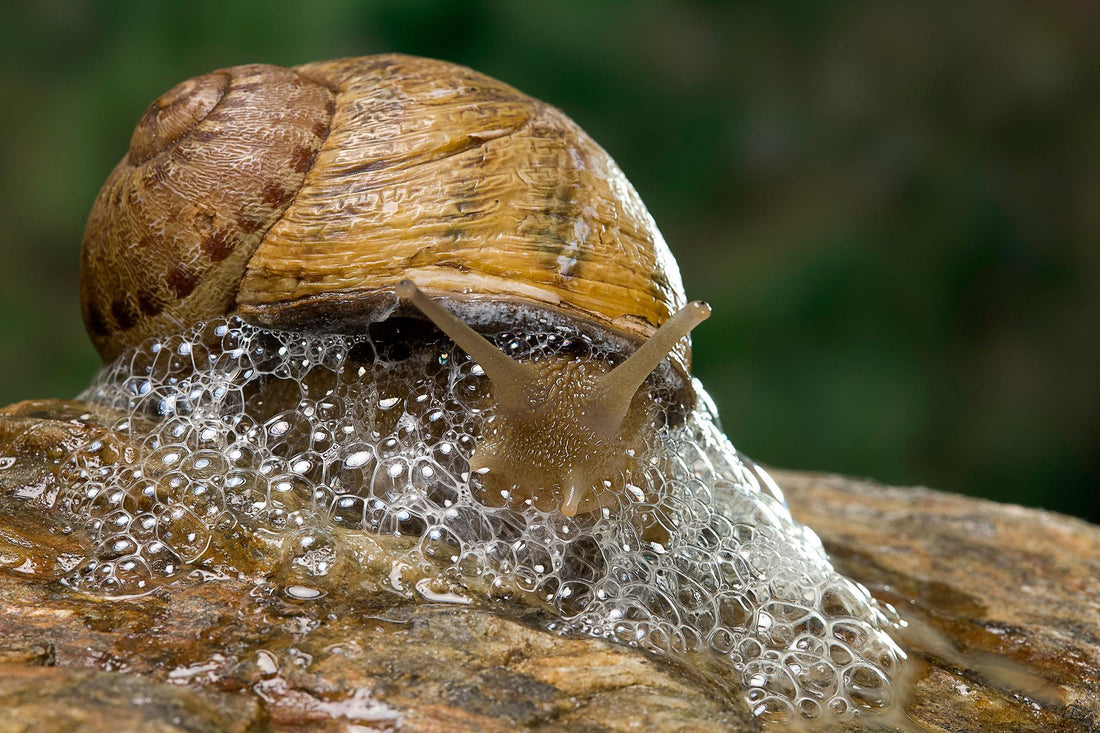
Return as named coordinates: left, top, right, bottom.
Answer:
left=0, top=398, right=1096, bottom=732
left=777, top=470, right=1100, bottom=732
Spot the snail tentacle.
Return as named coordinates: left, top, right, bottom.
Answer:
left=396, top=280, right=536, bottom=409
left=586, top=300, right=711, bottom=437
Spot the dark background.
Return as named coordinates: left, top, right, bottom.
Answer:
left=0, top=1, right=1096, bottom=522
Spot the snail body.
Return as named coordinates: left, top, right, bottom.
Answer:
left=81, top=54, right=708, bottom=517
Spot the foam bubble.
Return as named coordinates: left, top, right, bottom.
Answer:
left=55, top=316, right=905, bottom=723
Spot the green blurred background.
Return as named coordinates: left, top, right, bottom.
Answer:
left=0, top=1, right=1096, bottom=522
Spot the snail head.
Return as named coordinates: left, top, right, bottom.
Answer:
left=397, top=280, right=710, bottom=517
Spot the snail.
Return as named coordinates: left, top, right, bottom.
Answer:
left=80, top=54, right=711, bottom=519
left=70, top=55, right=910, bottom=720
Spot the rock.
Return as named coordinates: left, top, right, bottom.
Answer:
left=0, top=663, right=260, bottom=733
left=0, top=399, right=1096, bottom=731
left=777, top=470, right=1100, bottom=732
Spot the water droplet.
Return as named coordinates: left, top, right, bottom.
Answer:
left=256, top=649, right=279, bottom=677
left=345, top=451, right=371, bottom=469
left=285, top=585, right=323, bottom=600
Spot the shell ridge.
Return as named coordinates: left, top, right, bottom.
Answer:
left=226, top=70, right=341, bottom=315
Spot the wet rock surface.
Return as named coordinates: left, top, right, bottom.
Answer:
left=777, top=470, right=1100, bottom=732
left=0, top=398, right=1097, bottom=732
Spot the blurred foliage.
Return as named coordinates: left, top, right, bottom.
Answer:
left=0, top=0, right=1096, bottom=521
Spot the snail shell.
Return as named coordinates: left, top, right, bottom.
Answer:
left=80, top=54, right=707, bottom=518
left=81, top=54, right=689, bottom=371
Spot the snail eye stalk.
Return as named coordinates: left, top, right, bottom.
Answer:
left=585, top=300, right=710, bottom=438
left=396, top=281, right=709, bottom=426
left=396, top=280, right=535, bottom=410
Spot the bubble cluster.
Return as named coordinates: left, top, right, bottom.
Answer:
left=58, top=316, right=906, bottom=723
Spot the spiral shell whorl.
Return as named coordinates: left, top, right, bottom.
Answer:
left=127, top=72, right=229, bottom=165
left=80, top=64, right=335, bottom=360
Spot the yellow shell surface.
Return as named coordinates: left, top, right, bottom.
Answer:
left=81, top=55, right=689, bottom=369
